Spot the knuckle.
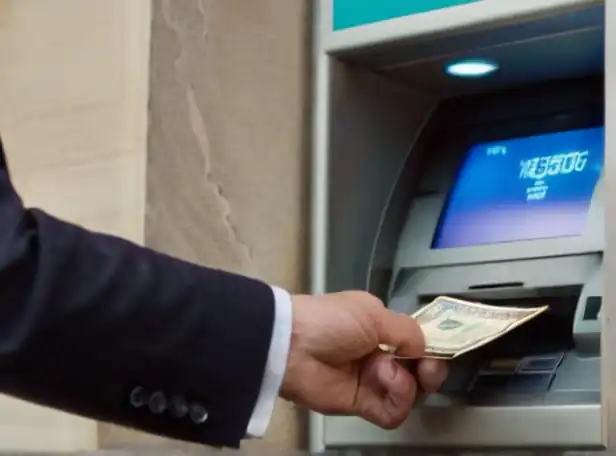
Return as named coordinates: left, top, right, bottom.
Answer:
left=362, top=292, right=386, bottom=309
left=343, top=291, right=386, bottom=312
left=390, top=314, right=425, bottom=354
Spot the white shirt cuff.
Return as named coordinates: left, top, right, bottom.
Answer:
left=245, top=285, right=293, bottom=438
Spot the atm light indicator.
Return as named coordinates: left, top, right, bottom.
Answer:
left=445, top=58, right=499, bottom=78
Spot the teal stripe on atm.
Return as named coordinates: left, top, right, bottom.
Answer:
left=333, top=0, right=482, bottom=30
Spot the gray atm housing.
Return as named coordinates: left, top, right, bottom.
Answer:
left=314, top=1, right=612, bottom=450
left=380, top=77, right=604, bottom=445
left=325, top=77, right=604, bottom=449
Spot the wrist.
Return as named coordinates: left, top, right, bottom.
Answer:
left=279, top=294, right=308, bottom=403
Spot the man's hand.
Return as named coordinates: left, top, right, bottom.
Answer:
left=280, top=291, right=448, bottom=429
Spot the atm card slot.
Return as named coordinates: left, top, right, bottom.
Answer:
left=583, top=296, right=602, bottom=321
left=507, top=373, right=555, bottom=393
left=518, top=352, right=564, bottom=373
left=480, top=358, right=520, bottom=374
left=468, top=373, right=512, bottom=392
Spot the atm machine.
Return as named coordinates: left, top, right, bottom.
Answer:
left=310, top=0, right=615, bottom=452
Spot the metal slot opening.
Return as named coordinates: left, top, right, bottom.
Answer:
left=468, top=281, right=524, bottom=290
left=428, top=287, right=581, bottom=358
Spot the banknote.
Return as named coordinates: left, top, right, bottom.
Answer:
left=379, top=296, right=548, bottom=359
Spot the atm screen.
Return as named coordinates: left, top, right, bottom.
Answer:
left=432, top=126, right=604, bottom=249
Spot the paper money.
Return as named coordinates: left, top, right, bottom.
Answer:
left=380, top=296, right=548, bottom=359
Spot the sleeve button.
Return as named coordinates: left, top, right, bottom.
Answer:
left=188, top=402, right=209, bottom=424
left=148, top=391, right=167, bottom=414
left=129, top=386, right=147, bottom=408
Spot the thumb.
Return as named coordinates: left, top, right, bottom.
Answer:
left=356, top=354, right=417, bottom=429
left=374, top=308, right=426, bottom=358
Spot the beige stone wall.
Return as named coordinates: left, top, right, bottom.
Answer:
left=100, top=0, right=311, bottom=451
left=0, top=0, right=150, bottom=451
left=0, top=0, right=308, bottom=450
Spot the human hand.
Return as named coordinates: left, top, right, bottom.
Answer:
left=279, top=291, right=448, bottom=429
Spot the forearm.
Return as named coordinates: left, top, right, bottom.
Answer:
left=0, top=160, right=276, bottom=447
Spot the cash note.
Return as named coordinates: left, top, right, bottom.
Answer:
left=379, top=296, right=548, bottom=359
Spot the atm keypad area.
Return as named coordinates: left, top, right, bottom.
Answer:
left=469, top=352, right=564, bottom=395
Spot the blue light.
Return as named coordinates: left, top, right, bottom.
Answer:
left=445, top=58, right=499, bottom=78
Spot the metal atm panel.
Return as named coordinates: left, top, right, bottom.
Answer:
left=309, top=0, right=615, bottom=452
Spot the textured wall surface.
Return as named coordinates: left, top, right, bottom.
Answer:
left=99, top=0, right=311, bottom=451
left=0, top=0, right=150, bottom=450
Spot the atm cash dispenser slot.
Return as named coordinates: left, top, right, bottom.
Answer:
left=439, top=291, right=584, bottom=401
left=390, top=257, right=602, bottom=409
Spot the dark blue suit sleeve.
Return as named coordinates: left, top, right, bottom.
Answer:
left=0, top=137, right=276, bottom=448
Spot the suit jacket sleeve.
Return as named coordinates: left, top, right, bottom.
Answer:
left=0, top=138, right=276, bottom=448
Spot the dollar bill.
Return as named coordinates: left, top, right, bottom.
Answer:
left=379, top=296, right=548, bottom=359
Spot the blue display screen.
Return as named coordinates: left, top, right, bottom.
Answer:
left=432, top=126, right=604, bottom=249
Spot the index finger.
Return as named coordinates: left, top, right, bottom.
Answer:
left=374, top=309, right=425, bottom=358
